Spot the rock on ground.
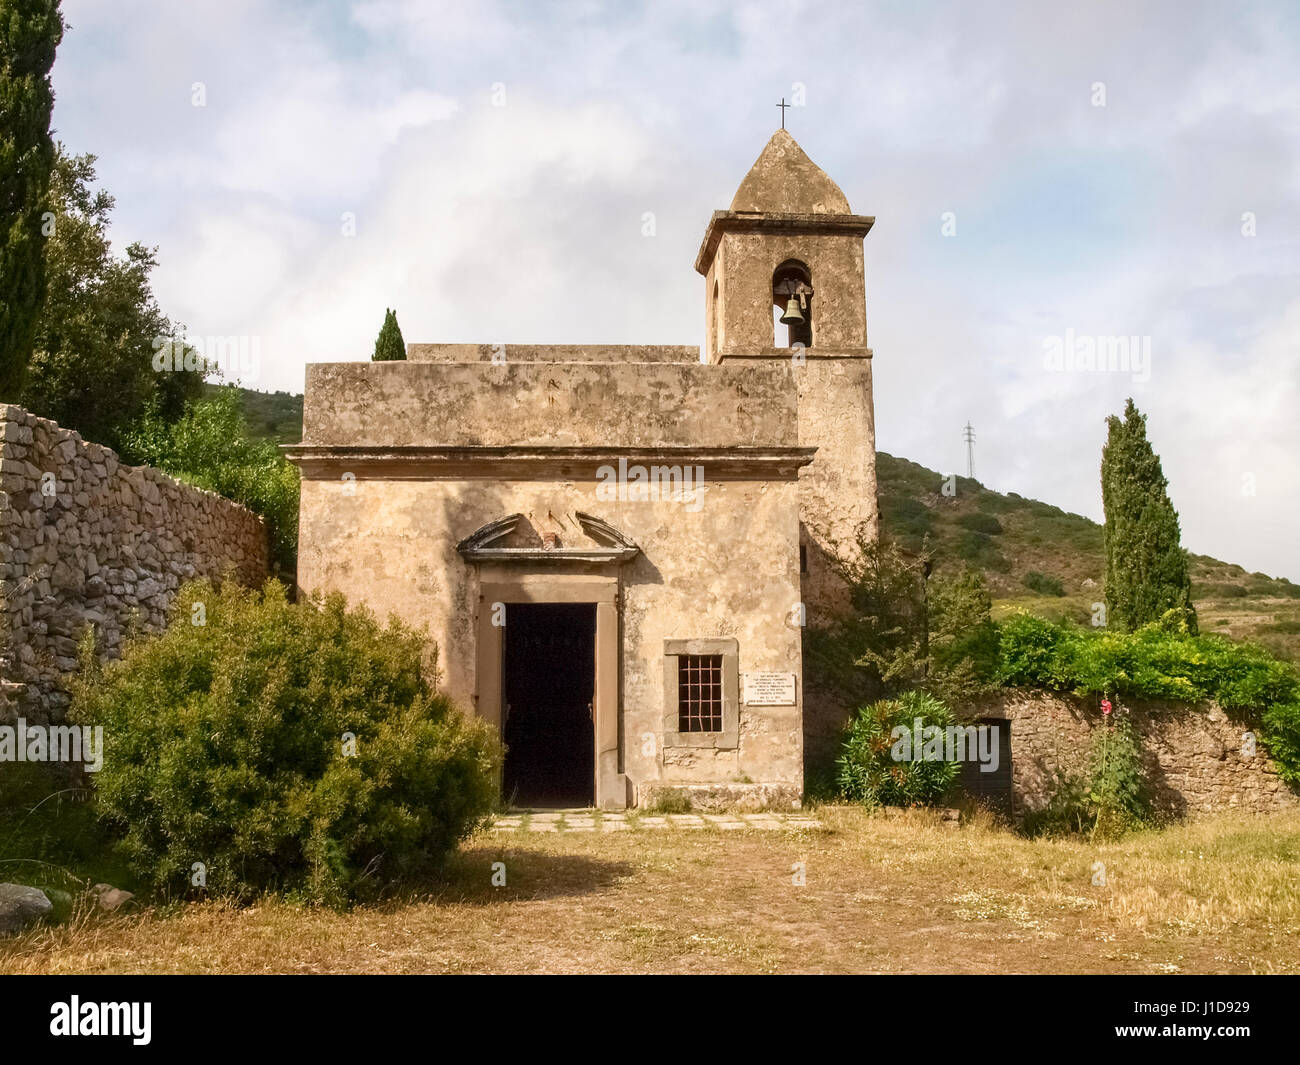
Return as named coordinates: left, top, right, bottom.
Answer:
left=0, top=883, right=53, bottom=936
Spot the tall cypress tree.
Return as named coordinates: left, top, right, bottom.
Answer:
left=0, top=0, right=64, bottom=398
left=1101, top=398, right=1196, bottom=633
left=371, top=307, right=406, bottom=361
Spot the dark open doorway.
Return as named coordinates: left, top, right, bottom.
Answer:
left=502, top=603, right=596, bottom=808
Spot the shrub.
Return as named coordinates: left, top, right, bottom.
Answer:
left=1193, top=582, right=1248, bottom=599
left=836, top=690, right=960, bottom=808
left=120, top=387, right=300, bottom=573
left=956, top=512, right=1003, bottom=536
left=955, top=530, right=991, bottom=560
left=995, top=611, right=1300, bottom=786
left=646, top=789, right=693, bottom=815
left=954, top=530, right=1010, bottom=572
left=1022, top=570, right=1065, bottom=597
left=878, top=496, right=934, bottom=550
left=72, top=579, right=502, bottom=906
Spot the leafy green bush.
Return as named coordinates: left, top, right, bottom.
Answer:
left=72, top=579, right=502, bottom=906
left=836, top=690, right=960, bottom=808
left=1193, top=582, right=1249, bottom=599
left=956, top=512, right=1003, bottom=536
left=995, top=611, right=1300, bottom=786
left=878, top=496, right=934, bottom=550
left=954, top=530, right=1011, bottom=572
left=955, top=530, right=991, bottom=560
left=1022, top=570, right=1065, bottom=597
left=121, top=386, right=299, bottom=573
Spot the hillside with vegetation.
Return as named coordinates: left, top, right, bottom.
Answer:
left=877, top=451, right=1300, bottom=663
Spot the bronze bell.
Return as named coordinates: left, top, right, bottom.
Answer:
left=779, top=296, right=804, bottom=325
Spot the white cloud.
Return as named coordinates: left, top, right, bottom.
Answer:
left=49, top=0, right=1300, bottom=579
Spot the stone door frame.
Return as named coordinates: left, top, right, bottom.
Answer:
left=476, top=572, right=624, bottom=810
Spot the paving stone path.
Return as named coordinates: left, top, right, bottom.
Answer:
left=491, top=811, right=824, bottom=833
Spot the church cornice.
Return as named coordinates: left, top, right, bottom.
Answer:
left=694, top=210, right=875, bottom=275
left=284, top=445, right=817, bottom=481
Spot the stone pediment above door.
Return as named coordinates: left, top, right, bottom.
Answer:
left=456, top=512, right=640, bottom=565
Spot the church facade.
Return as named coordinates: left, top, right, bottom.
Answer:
left=288, top=130, right=879, bottom=810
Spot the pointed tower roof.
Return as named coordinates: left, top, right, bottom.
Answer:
left=729, top=130, right=852, bottom=215
left=694, top=130, right=872, bottom=276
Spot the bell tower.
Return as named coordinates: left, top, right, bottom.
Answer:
left=696, top=129, right=874, bottom=361
left=696, top=129, right=880, bottom=767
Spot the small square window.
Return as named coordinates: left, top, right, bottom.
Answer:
left=678, top=654, right=724, bottom=732
left=662, top=639, right=739, bottom=749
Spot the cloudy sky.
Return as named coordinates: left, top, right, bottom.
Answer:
left=50, top=0, right=1300, bottom=579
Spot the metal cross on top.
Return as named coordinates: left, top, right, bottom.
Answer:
left=776, top=97, right=790, bottom=128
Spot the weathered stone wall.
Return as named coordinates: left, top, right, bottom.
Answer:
left=0, top=406, right=268, bottom=723
left=406, top=344, right=701, bottom=364
left=301, top=360, right=799, bottom=448
left=966, top=690, right=1299, bottom=818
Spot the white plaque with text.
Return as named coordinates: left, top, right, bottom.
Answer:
left=743, top=672, right=797, bottom=706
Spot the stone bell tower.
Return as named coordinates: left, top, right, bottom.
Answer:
left=695, top=129, right=880, bottom=765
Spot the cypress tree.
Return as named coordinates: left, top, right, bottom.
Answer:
left=371, top=307, right=406, bottom=361
left=0, top=0, right=64, bottom=398
left=1101, top=398, right=1196, bottom=633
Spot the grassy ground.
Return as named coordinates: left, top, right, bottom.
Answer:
left=3, top=807, right=1298, bottom=974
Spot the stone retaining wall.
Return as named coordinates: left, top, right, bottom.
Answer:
left=966, top=690, right=1298, bottom=818
left=0, top=405, right=268, bottom=723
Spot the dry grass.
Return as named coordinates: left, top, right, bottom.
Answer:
left=3, top=807, right=1298, bottom=974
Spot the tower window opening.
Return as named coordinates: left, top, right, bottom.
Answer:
left=772, top=261, right=813, bottom=349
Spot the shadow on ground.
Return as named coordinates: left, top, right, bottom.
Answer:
left=416, top=845, right=635, bottom=906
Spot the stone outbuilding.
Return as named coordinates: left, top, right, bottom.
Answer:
left=288, top=130, right=878, bottom=809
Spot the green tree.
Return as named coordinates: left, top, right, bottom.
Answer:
left=1100, top=398, right=1196, bottom=633
left=120, top=387, right=299, bottom=574
left=805, top=537, right=998, bottom=708
left=22, top=150, right=203, bottom=448
left=0, top=0, right=64, bottom=397
left=927, top=566, right=1000, bottom=703
left=371, top=307, right=405, bottom=361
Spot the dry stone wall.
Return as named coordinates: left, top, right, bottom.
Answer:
left=966, top=690, right=1298, bottom=818
left=0, top=405, right=267, bottom=724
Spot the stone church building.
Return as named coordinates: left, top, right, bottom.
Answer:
left=288, top=130, right=878, bottom=810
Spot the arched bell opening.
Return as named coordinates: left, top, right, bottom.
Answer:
left=772, top=260, right=813, bottom=349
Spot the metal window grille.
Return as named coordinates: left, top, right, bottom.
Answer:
left=678, top=654, right=723, bottom=732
